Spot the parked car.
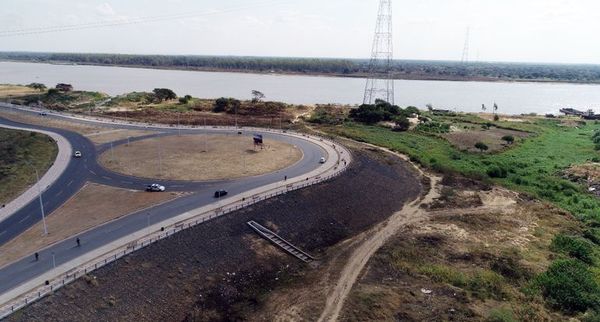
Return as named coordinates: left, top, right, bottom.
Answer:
left=214, top=190, right=228, bottom=198
left=319, top=157, right=326, bottom=164
left=73, top=151, right=82, bottom=158
left=146, top=183, right=166, bottom=192
left=38, top=112, right=47, bottom=116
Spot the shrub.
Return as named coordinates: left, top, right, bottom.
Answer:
left=486, top=307, right=516, bottom=322
left=487, top=165, right=508, bottom=178
left=494, top=114, right=500, bottom=121
left=392, top=116, right=410, bottom=132
left=535, top=259, right=600, bottom=313
left=475, top=142, right=489, bottom=152
left=501, top=135, right=515, bottom=144
left=550, top=234, right=595, bottom=264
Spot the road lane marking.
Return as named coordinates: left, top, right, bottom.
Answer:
left=56, top=190, right=63, bottom=197
left=121, top=180, right=133, bottom=184
left=18, top=215, right=30, bottom=224
left=0, top=230, right=5, bottom=237
left=90, top=170, right=96, bottom=175
left=67, top=180, right=74, bottom=187
left=171, top=185, right=184, bottom=188
left=102, top=176, right=112, bottom=180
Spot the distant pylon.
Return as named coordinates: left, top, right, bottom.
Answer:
left=363, top=0, right=394, bottom=105
left=461, top=27, right=470, bottom=63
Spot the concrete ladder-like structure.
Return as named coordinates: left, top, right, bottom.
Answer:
left=247, top=221, right=315, bottom=263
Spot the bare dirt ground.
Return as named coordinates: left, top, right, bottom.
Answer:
left=0, top=109, right=104, bottom=135
left=9, top=147, right=421, bottom=321
left=98, top=134, right=303, bottom=181
left=0, top=183, right=181, bottom=268
left=444, top=127, right=529, bottom=152
left=335, top=175, right=577, bottom=321
left=84, top=129, right=155, bottom=145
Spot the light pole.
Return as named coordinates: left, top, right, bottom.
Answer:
left=34, top=167, right=48, bottom=236
left=27, top=162, right=48, bottom=235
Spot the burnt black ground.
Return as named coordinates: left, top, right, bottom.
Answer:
left=8, top=148, right=421, bottom=322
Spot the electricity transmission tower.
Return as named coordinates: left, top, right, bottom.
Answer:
left=363, top=0, right=394, bottom=105
left=461, top=27, right=470, bottom=63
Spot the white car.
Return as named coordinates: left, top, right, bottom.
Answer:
left=146, top=183, right=166, bottom=192
left=319, top=157, right=326, bottom=164
left=73, top=151, right=82, bottom=158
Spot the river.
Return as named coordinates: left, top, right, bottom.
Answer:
left=2, top=61, right=600, bottom=115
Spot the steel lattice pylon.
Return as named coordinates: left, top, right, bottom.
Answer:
left=363, top=0, right=394, bottom=105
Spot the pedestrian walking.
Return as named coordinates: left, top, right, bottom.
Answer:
left=34, top=252, right=39, bottom=261
left=284, top=175, right=287, bottom=181
left=76, top=237, right=81, bottom=247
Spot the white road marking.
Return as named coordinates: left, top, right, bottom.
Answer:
left=67, top=180, right=74, bottom=187
left=18, top=215, right=30, bottom=224
left=102, top=176, right=112, bottom=180
left=90, top=170, right=96, bottom=175
left=0, top=230, right=5, bottom=237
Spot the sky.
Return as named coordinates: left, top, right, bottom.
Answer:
left=1, top=0, right=600, bottom=64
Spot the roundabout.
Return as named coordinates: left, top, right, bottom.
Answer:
left=0, top=103, right=351, bottom=316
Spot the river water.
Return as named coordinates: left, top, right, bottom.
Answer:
left=2, top=61, right=600, bottom=115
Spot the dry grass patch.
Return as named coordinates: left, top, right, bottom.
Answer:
left=0, top=85, right=40, bottom=98
left=0, top=109, right=104, bottom=135
left=98, top=134, right=303, bottom=181
left=444, top=127, right=529, bottom=152
left=0, top=182, right=181, bottom=268
left=84, top=129, right=155, bottom=145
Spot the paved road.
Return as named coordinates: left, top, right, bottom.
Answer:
left=0, top=108, right=327, bottom=295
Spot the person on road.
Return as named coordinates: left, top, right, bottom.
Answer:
left=284, top=175, right=287, bottom=181
left=76, top=237, right=81, bottom=247
left=34, top=252, right=39, bottom=261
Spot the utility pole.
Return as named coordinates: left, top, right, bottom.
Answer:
left=363, top=0, right=394, bottom=105
left=203, top=117, right=208, bottom=152
left=34, top=168, right=48, bottom=236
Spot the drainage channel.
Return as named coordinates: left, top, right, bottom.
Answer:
left=247, top=221, right=315, bottom=263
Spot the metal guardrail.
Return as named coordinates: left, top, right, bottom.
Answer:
left=0, top=105, right=352, bottom=319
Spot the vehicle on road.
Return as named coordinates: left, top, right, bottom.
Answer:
left=214, top=190, right=228, bottom=198
left=38, top=112, right=47, bottom=116
left=73, top=151, right=82, bottom=158
left=319, top=157, right=326, bottom=164
left=146, top=183, right=166, bottom=192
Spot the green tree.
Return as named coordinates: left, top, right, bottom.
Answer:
left=251, top=90, right=265, bottom=103
left=475, top=142, right=489, bottom=152
left=152, top=88, right=177, bottom=102
left=27, top=83, right=46, bottom=91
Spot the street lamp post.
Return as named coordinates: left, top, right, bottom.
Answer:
left=34, top=168, right=48, bottom=236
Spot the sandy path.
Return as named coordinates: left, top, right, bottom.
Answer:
left=317, top=156, right=440, bottom=322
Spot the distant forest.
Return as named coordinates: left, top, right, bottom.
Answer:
left=3, top=52, right=600, bottom=84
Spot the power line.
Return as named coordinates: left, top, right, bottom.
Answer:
left=0, top=1, right=290, bottom=38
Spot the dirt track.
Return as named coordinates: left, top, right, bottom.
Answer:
left=318, top=173, right=440, bottom=322
left=8, top=147, right=421, bottom=321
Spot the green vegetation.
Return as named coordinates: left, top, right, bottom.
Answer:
left=534, top=259, right=600, bottom=313
left=0, top=129, right=57, bottom=205
left=4, top=52, right=600, bottom=83
left=550, top=234, right=596, bottom=264
left=322, top=111, right=600, bottom=316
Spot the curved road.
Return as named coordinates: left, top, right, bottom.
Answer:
left=0, top=108, right=331, bottom=296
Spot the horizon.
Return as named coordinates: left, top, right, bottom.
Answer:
left=3, top=50, right=600, bottom=68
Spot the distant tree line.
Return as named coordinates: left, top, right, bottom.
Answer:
left=3, top=52, right=600, bottom=83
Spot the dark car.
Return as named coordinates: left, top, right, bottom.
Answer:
left=214, top=190, right=228, bottom=198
